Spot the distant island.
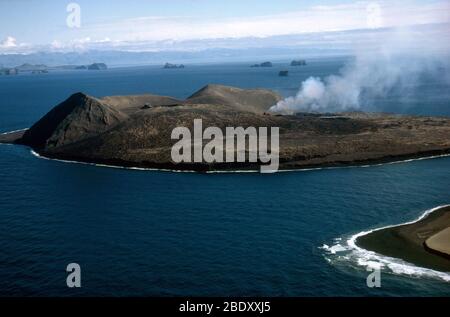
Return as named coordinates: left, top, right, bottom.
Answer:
left=291, top=59, right=307, bottom=66
left=0, top=67, right=18, bottom=75
left=251, top=62, right=273, bottom=67
left=356, top=205, right=450, bottom=272
left=16, top=63, right=48, bottom=72
left=87, top=63, right=108, bottom=70
left=64, top=63, right=108, bottom=70
left=0, top=62, right=107, bottom=75
left=1, top=84, right=450, bottom=172
left=0, top=63, right=47, bottom=75
left=163, top=63, right=185, bottom=69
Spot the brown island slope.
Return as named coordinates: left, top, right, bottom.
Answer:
left=357, top=206, right=450, bottom=272
left=1, top=84, right=450, bottom=171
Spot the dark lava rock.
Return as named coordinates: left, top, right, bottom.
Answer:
left=20, top=92, right=127, bottom=149
left=291, top=60, right=307, bottom=66
left=88, top=63, right=107, bottom=70
left=163, top=63, right=185, bottom=69
left=12, top=85, right=450, bottom=172
left=251, top=62, right=273, bottom=67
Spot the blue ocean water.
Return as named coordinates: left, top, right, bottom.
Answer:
left=0, top=59, right=449, bottom=296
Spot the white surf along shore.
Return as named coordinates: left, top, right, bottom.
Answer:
left=0, top=128, right=28, bottom=135
left=321, top=205, right=450, bottom=283
left=1, top=127, right=449, bottom=173
left=28, top=148, right=450, bottom=174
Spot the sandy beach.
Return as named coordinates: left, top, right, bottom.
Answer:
left=356, top=206, right=450, bottom=272
left=425, top=227, right=450, bottom=259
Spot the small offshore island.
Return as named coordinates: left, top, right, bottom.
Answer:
left=357, top=206, right=450, bottom=272
left=0, top=62, right=107, bottom=75
left=1, top=84, right=450, bottom=172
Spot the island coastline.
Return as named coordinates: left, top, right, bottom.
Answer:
left=356, top=205, right=450, bottom=273
left=16, top=144, right=450, bottom=174
left=1, top=84, right=450, bottom=173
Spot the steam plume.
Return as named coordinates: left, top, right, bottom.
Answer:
left=270, top=25, right=450, bottom=114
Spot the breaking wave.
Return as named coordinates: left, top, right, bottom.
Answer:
left=29, top=149, right=450, bottom=174
left=321, top=205, right=450, bottom=282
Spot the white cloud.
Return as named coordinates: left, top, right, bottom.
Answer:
left=84, top=0, right=449, bottom=42
left=48, top=37, right=113, bottom=52
left=0, top=36, right=17, bottom=48
left=0, top=36, right=33, bottom=54
left=1, top=0, right=449, bottom=54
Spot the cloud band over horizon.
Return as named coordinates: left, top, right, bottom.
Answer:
left=1, top=0, right=449, bottom=54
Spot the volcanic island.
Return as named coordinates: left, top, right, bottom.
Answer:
left=1, top=84, right=450, bottom=270
left=1, top=84, right=450, bottom=172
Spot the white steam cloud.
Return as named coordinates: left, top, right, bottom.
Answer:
left=270, top=25, right=450, bottom=114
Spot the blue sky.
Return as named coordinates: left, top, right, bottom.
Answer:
left=0, top=0, right=449, bottom=53
left=0, top=0, right=356, bottom=42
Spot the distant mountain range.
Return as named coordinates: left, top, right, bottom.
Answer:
left=0, top=46, right=347, bottom=68
left=0, top=23, right=447, bottom=67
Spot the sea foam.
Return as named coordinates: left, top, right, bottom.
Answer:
left=321, top=205, right=450, bottom=283
left=29, top=148, right=450, bottom=174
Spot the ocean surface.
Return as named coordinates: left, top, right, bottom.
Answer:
left=0, top=58, right=449, bottom=296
